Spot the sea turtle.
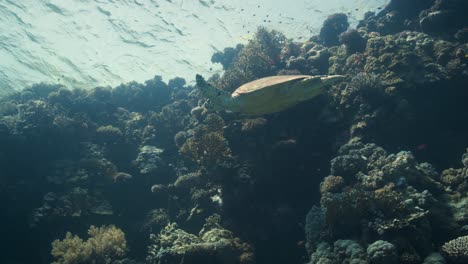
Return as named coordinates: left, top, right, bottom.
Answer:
left=196, top=74, right=345, bottom=116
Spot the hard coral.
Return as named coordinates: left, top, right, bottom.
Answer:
left=147, top=217, right=254, bottom=264
left=319, top=175, right=345, bottom=195
left=339, top=29, right=367, bottom=54
left=285, top=41, right=331, bottom=74
left=305, top=206, right=326, bottom=253
left=307, top=240, right=367, bottom=264
left=211, top=44, right=244, bottom=70
left=51, top=225, right=127, bottom=264
left=319, top=13, right=349, bottom=47
left=96, top=125, right=123, bottom=144
left=134, top=145, right=164, bottom=175
left=179, top=114, right=231, bottom=168
left=366, top=240, right=398, bottom=264
left=441, top=235, right=468, bottom=263
left=214, top=27, right=286, bottom=92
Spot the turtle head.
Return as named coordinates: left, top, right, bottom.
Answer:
left=196, top=74, right=232, bottom=111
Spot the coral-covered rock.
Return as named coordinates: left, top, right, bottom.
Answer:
left=214, top=28, right=286, bottom=92
left=422, top=252, right=446, bottom=264
left=305, top=206, right=326, bottom=254
left=319, top=13, right=349, bottom=47
left=51, top=225, right=127, bottom=264
left=211, top=44, right=244, bottom=70
left=147, top=216, right=254, bottom=264
left=339, top=29, right=367, bottom=54
left=135, top=145, right=164, bottom=175
left=307, top=240, right=367, bottom=264
left=320, top=175, right=345, bottom=194
left=366, top=240, right=398, bottom=264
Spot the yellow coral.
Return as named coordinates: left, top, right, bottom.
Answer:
left=51, top=232, right=92, bottom=264
left=51, top=225, right=127, bottom=264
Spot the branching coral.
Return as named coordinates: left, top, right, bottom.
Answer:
left=441, top=235, right=468, bottom=264
left=51, top=225, right=127, bottom=264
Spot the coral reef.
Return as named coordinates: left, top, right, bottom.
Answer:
left=319, top=13, right=349, bottom=47
left=134, top=145, right=165, bottom=175
left=339, top=29, right=367, bottom=54
left=213, top=27, right=286, bottom=92
left=211, top=44, right=244, bottom=70
left=31, top=188, right=113, bottom=226
left=179, top=114, right=232, bottom=168
left=366, top=240, right=398, bottom=264
left=305, top=140, right=468, bottom=263
left=51, top=225, right=127, bottom=264
left=441, top=235, right=468, bottom=264
left=307, top=240, right=367, bottom=264
left=147, top=216, right=254, bottom=264
left=1, top=1, right=467, bottom=263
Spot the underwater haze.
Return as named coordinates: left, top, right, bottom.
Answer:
left=0, top=0, right=385, bottom=94
left=1, top=0, right=468, bottom=264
